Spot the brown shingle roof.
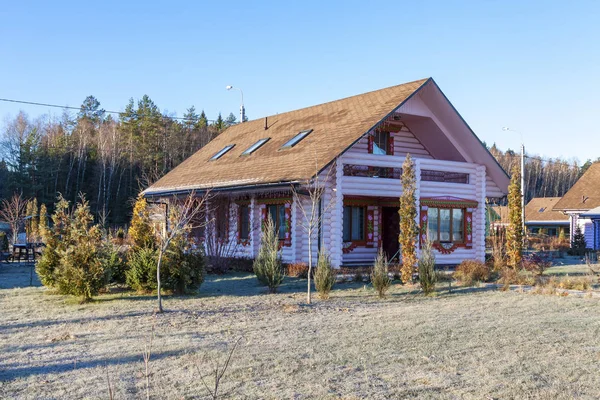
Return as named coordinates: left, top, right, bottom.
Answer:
left=490, top=206, right=509, bottom=224
left=525, top=197, right=568, bottom=223
left=144, top=78, right=429, bottom=195
left=553, top=163, right=600, bottom=211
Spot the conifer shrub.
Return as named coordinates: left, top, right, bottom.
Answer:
left=53, top=197, right=106, bottom=301
left=399, top=154, right=418, bottom=283
left=371, top=248, right=391, bottom=298
left=253, top=216, right=284, bottom=293
left=571, top=226, right=587, bottom=256
left=36, top=196, right=70, bottom=288
left=129, top=197, right=156, bottom=249
left=418, top=240, right=437, bottom=295
left=454, top=260, right=490, bottom=286
left=102, top=243, right=128, bottom=285
left=126, top=247, right=159, bottom=293
left=314, top=250, right=336, bottom=299
left=0, top=232, right=8, bottom=252
left=163, top=234, right=206, bottom=294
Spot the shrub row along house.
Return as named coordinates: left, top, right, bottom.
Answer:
left=554, top=163, right=600, bottom=249
left=144, top=78, right=510, bottom=267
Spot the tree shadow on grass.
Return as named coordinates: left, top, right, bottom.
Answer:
left=0, top=349, right=187, bottom=381
left=199, top=273, right=307, bottom=298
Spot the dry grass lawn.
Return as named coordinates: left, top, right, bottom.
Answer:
left=1, top=263, right=600, bottom=399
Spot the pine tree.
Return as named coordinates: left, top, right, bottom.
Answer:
left=506, top=165, right=523, bottom=269
left=399, top=154, right=418, bottom=283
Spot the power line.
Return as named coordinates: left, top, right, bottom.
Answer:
left=0, top=97, right=217, bottom=122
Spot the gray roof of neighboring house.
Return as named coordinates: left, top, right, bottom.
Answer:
left=580, top=206, right=600, bottom=219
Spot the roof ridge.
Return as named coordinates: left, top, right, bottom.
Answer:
left=239, top=78, right=431, bottom=124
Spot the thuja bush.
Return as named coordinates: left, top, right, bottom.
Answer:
left=36, top=196, right=70, bottom=288
left=418, top=240, right=437, bottom=295
left=371, top=248, right=391, bottom=298
left=314, top=250, right=336, bottom=299
left=253, top=216, right=284, bottom=293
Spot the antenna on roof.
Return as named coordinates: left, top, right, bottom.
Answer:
left=264, top=116, right=268, bottom=130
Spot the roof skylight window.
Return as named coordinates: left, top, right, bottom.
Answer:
left=242, top=138, right=270, bottom=156
left=210, top=144, right=235, bottom=160
left=281, top=129, right=313, bottom=149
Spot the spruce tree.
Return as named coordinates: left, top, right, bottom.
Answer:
left=506, top=165, right=523, bottom=269
left=571, top=225, right=586, bottom=254
left=399, top=154, right=418, bottom=283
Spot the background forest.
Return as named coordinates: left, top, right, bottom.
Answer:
left=0, top=95, right=597, bottom=226
left=0, top=96, right=238, bottom=224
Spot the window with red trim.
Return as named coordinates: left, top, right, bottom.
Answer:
left=238, top=205, right=250, bottom=240
left=215, top=202, right=229, bottom=240
left=343, top=206, right=366, bottom=242
left=427, top=207, right=465, bottom=243
left=267, top=204, right=286, bottom=240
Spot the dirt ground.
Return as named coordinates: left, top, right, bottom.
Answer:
left=1, top=262, right=600, bottom=399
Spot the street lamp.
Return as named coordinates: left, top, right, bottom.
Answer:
left=502, top=127, right=525, bottom=233
left=226, top=85, right=245, bottom=123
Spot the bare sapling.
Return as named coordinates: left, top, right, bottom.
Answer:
left=0, top=193, right=28, bottom=245
left=154, top=190, right=210, bottom=313
left=199, top=337, right=242, bottom=400
left=291, top=156, right=335, bottom=304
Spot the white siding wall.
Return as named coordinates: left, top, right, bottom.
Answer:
left=337, top=151, right=486, bottom=265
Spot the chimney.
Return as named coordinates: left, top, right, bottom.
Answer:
left=264, top=116, right=268, bottom=130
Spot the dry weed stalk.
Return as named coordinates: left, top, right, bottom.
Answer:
left=142, top=317, right=157, bottom=400
left=199, top=337, right=242, bottom=400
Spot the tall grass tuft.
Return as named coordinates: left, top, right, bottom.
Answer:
left=418, top=240, right=437, bottom=295
left=371, top=248, right=391, bottom=298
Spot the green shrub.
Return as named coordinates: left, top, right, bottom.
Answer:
left=102, top=244, right=128, bottom=285
left=371, top=248, right=391, bottom=298
left=163, top=236, right=206, bottom=294
left=55, top=199, right=106, bottom=301
left=55, top=227, right=106, bottom=301
left=454, top=260, right=490, bottom=286
left=36, top=236, right=61, bottom=287
left=253, top=216, right=284, bottom=293
left=0, top=232, right=8, bottom=251
left=418, top=240, right=437, bottom=295
left=314, top=250, right=335, bottom=299
left=126, top=247, right=159, bottom=293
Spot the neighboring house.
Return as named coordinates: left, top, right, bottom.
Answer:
left=553, top=163, right=600, bottom=249
left=144, top=78, right=509, bottom=267
left=579, top=206, right=600, bottom=250
left=525, top=197, right=569, bottom=237
left=488, top=205, right=509, bottom=235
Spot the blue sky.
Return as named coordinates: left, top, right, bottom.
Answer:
left=1, top=0, right=598, bottom=162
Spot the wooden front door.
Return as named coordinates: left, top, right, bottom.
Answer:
left=381, top=207, right=400, bottom=261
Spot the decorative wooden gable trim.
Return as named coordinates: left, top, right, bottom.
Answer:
left=420, top=196, right=478, bottom=209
